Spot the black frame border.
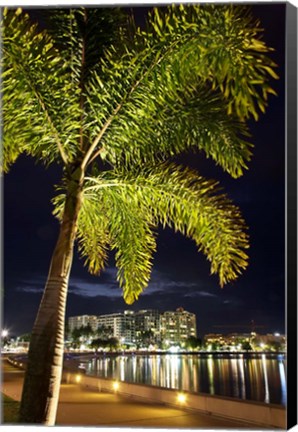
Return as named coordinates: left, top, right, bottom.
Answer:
left=286, top=2, right=297, bottom=429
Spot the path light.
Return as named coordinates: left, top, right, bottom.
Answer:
left=177, top=393, right=187, bottom=404
left=113, top=381, right=119, bottom=391
left=75, top=374, right=82, bottom=383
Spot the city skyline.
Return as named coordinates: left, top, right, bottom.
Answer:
left=68, top=307, right=197, bottom=347
left=65, top=309, right=285, bottom=341
left=3, top=4, right=286, bottom=338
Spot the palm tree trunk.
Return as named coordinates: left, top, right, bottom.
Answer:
left=19, top=165, right=84, bottom=425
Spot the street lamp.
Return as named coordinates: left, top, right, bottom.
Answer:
left=2, top=329, right=8, bottom=338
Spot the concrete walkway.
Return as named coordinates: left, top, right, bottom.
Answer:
left=1, top=357, right=262, bottom=428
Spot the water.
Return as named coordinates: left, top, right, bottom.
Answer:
left=84, top=353, right=286, bottom=406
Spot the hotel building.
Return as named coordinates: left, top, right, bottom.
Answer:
left=160, top=307, right=197, bottom=345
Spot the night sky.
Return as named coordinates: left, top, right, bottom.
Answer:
left=3, top=4, right=286, bottom=338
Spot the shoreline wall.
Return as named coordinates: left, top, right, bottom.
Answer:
left=63, top=369, right=286, bottom=429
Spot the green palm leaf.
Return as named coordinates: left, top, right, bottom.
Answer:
left=78, top=163, right=248, bottom=303
left=1, top=8, right=81, bottom=170
left=103, top=186, right=157, bottom=305
left=44, top=8, right=129, bottom=81
left=82, top=4, right=276, bottom=175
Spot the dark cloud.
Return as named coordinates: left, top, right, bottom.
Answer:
left=66, top=268, right=202, bottom=298
left=185, top=291, right=218, bottom=299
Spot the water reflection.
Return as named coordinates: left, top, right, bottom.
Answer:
left=87, top=354, right=286, bottom=405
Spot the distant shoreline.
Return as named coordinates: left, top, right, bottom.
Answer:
left=68, top=350, right=286, bottom=359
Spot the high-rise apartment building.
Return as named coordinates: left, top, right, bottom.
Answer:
left=68, top=315, right=98, bottom=333
left=122, top=310, right=135, bottom=344
left=160, top=307, right=197, bottom=345
left=134, top=309, right=161, bottom=345
left=97, top=313, right=125, bottom=340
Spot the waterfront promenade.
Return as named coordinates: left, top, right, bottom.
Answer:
left=1, top=357, right=265, bottom=428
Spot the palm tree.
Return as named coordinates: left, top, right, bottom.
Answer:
left=1, top=5, right=277, bottom=424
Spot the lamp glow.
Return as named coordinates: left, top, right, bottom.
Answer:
left=1, top=329, right=8, bottom=338
left=113, top=381, right=119, bottom=391
left=75, top=374, right=82, bottom=383
left=177, top=393, right=187, bottom=404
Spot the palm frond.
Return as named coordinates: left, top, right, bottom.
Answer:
left=53, top=178, right=157, bottom=305
left=41, top=8, right=132, bottom=153
left=1, top=8, right=81, bottom=171
left=44, top=8, right=129, bottom=82
left=95, top=84, right=253, bottom=178
left=52, top=183, right=110, bottom=275
left=83, top=163, right=249, bottom=302
left=102, top=186, right=157, bottom=304
left=78, top=184, right=157, bottom=304
left=76, top=193, right=110, bottom=276
left=146, top=4, right=278, bottom=120
left=83, top=4, right=277, bottom=174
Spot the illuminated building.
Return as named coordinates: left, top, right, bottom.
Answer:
left=68, top=315, right=98, bottom=333
left=122, top=310, right=136, bottom=344
left=68, top=308, right=198, bottom=347
left=97, top=313, right=125, bottom=340
left=204, top=333, right=252, bottom=350
left=204, top=332, right=286, bottom=351
left=251, top=333, right=286, bottom=351
left=160, top=307, right=197, bottom=345
left=97, top=311, right=135, bottom=344
left=134, top=309, right=161, bottom=345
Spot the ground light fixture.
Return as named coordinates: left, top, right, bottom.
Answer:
left=75, top=374, right=82, bottom=383
left=177, top=393, right=187, bottom=404
left=113, top=381, right=120, bottom=391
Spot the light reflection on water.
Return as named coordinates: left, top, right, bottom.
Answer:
left=86, top=354, right=286, bottom=405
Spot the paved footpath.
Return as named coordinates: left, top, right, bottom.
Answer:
left=1, top=357, right=262, bottom=428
